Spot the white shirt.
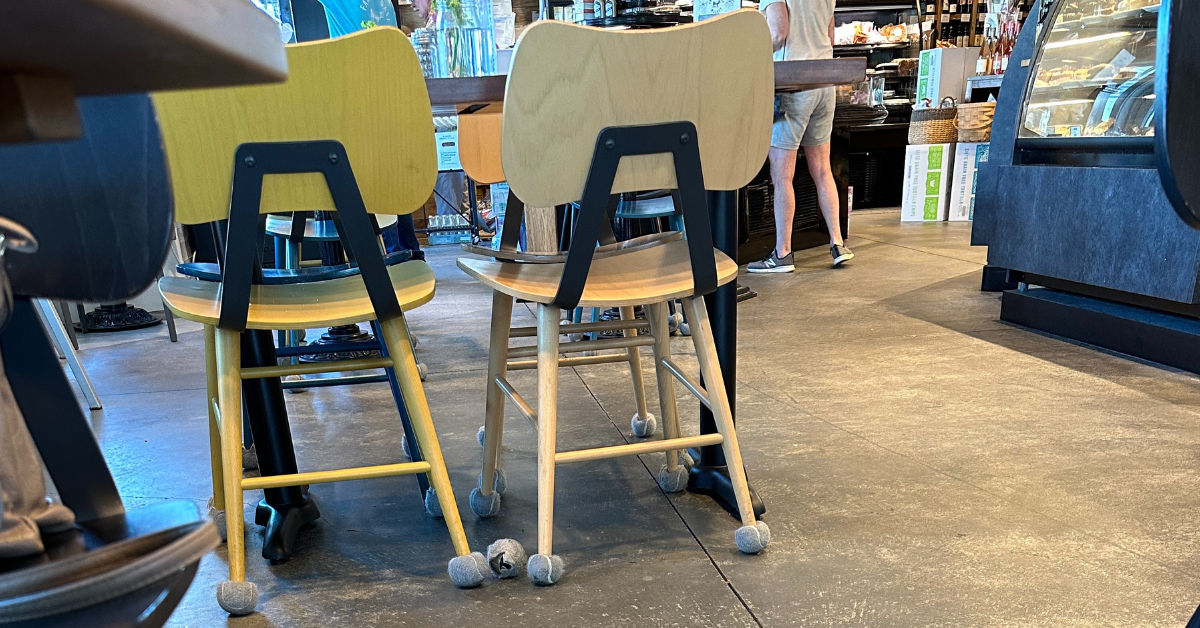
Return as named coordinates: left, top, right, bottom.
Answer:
left=758, top=0, right=835, bottom=62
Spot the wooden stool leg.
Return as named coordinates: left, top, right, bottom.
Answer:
left=620, top=306, right=653, bottom=437
left=376, top=315, right=472, bottom=558
left=473, top=291, right=513, bottom=518
left=681, top=297, right=757, bottom=528
left=529, top=304, right=565, bottom=585
left=647, top=303, right=682, bottom=472
left=590, top=307, right=602, bottom=340
left=214, top=328, right=259, bottom=615
left=204, top=325, right=225, bottom=521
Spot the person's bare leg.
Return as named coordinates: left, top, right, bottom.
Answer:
left=768, top=146, right=799, bottom=257
left=802, top=142, right=844, bottom=247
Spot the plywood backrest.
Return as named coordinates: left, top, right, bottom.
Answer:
left=458, top=107, right=506, bottom=185
left=501, top=10, right=774, bottom=208
left=153, top=27, right=436, bottom=225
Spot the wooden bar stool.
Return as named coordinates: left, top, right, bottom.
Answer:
left=456, top=105, right=669, bottom=484
left=153, top=28, right=492, bottom=615
left=457, top=10, right=775, bottom=585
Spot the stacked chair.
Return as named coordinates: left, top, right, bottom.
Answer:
left=153, top=28, right=493, bottom=615
left=457, top=10, right=776, bottom=585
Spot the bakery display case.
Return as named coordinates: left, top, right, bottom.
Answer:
left=1021, top=0, right=1158, bottom=141
left=973, top=0, right=1200, bottom=374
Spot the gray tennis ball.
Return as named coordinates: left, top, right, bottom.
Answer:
left=527, top=553, right=564, bottom=586
left=734, top=521, right=771, bottom=554
left=486, top=538, right=527, bottom=579
left=448, top=552, right=489, bottom=588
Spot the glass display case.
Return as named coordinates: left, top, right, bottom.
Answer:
left=834, top=0, right=924, bottom=119
left=1019, top=0, right=1159, bottom=139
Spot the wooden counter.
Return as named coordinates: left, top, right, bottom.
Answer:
left=426, top=57, right=867, bottom=107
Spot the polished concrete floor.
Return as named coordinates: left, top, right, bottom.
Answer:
left=75, top=209, right=1200, bottom=627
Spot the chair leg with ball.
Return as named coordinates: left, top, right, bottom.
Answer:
left=472, top=291, right=513, bottom=519
left=529, top=304, right=565, bottom=586
left=621, top=306, right=655, bottom=438
left=681, top=296, right=770, bottom=554
left=214, top=328, right=257, bottom=616
left=377, top=315, right=491, bottom=586
left=647, top=302, right=689, bottom=492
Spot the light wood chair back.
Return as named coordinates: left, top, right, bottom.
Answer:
left=500, top=10, right=774, bottom=209
left=458, top=107, right=506, bottom=185
left=153, top=27, right=436, bottom=226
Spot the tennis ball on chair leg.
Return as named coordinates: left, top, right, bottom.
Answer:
left=657, top=463, right=689, bottom=493
left=447, top=552, right=489, bottom=588
left=527, top=554, right=564, bottom=586
left=216, top=581, right=258, bottom=616
left=734, top=521, right=771, bottom=554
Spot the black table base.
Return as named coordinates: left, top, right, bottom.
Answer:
left=686, top=191, right=766, bottom=519
left=76, top=303, right=161, bottom=332
left=299, top=324, right=380, bottom=363
left=241, top=329, right=323, bottom=562
left=255, top=497, right=320, bottom=564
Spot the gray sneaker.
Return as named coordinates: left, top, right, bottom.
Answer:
left=831, top=244, right=854, bottom=266
left=747, top=250, right=795, bottom=273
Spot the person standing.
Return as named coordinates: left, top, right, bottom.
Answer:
left=747, top=0, right=854, bottom=273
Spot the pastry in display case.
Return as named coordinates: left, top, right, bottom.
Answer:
left=1021, top=0, right=1158, bottom=139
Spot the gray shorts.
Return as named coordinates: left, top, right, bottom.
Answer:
left=771, top=87, right=835, bottom=150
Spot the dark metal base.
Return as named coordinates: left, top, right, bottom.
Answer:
left=254, top=495, right=321, bottom=565
left=75, top=303, right=160, bottom=332
left=686, top=448, right=766, bottom=520
left=299, top=324, right=380, bottom=362
left=980, top=265, right=1018, bottom=293
left=736, top=284, right=757, bottom=302
left=1001, top=287, right=1200, bottom=374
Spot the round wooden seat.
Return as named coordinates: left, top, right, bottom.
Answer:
left=457, top=240, right=736, bottom=308
left=159, top=260, right=435, bottom=330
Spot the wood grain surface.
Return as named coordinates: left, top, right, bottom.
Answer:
left=457, top=105, right=506, bottom=184
left=500, top=10, right=774, bottom=208
left=159, top=260, right=436, bottom=329
left=456, top=240, right=737, bottom=307
left=427, top=58, right=866, bottom=107
left=0, top=0, right=286, bottom=96
left=154, top=27, right=435, bottom=226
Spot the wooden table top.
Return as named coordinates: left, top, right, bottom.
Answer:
left=426, top=57, right=867, bottom=107
left=0, top=0, right=288, bottom=96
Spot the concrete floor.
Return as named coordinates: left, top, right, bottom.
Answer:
left=74, top=209, right=1200, bottom=627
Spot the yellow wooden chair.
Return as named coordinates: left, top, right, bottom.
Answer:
left=457, top=10, right=776, bottom=585
left=152, top=27, right=491, bottom=615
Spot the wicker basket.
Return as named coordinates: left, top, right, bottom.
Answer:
left=909, top=98, right=959, bottom=144
left=956, top=101, right=996, bottom=143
